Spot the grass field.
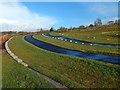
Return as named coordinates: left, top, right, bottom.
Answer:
left=8, top=35, right=120, bottom=88
left=51, top=25, right=119, bottom=44
left=2, top=51, right=56, bottom=88
left=33, top=25, right=119, bottom=55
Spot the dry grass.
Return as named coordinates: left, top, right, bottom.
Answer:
left=0, top=34, right=8, bottom=44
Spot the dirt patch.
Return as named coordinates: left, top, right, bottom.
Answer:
left=0, top=34, right=8, bottom=50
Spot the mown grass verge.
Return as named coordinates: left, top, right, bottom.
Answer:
left=2, top=51, right=56, bottom=88
left=8, top=35, right=120, bottom=88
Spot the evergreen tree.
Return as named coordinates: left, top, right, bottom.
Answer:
left=50, top=27, right=54, bottom=31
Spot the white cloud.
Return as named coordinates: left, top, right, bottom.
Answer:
left=0, top=2, right=58, bottom=31
left=0, top=0, right=20, bottom=2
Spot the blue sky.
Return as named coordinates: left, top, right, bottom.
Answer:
left=0, top=2, right=118, bottom=31
left=22, top=2, right=118, bottom=29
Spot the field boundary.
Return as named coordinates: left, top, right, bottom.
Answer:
left=5, top=37, right=68, bottom=89
left=0, top=47, right=2, bottom=89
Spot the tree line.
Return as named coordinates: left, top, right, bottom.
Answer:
left=49, top=18, right=120, bottom=32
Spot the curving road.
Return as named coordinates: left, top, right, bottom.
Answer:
left=24, top=35, right=120, bottom=64
left=43, top=34, right=120, bottom=48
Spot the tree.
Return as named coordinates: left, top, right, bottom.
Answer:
left=79, top=25, right=85, bottom=28
left=89, top=24, right=94, bottom=27
left=114, top=19, right=120, bottom=24
left=118, top=19, right=120, bottom=24
left=94, top=18, right=102, bottom=26
left=59, top=27, right=66, bottom=30
left=50, top=27, right=54, bottom=31
left=114, top=20, right=118, bottom=24
left=107, top=21, right=114, bottom=25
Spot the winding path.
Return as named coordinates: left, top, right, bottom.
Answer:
left=24, top=35, right=120, bottom=64
left=43, top=34, right=120, bottom=48
left=5, top=37, right=68, bottom=89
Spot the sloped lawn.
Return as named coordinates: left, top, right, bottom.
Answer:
left=8, top=35, right=120, bottom=88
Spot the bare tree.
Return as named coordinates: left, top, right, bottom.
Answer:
left=114, top=19, right=120, bottom=24
left=107, top=21, right=114, bottom=25
left=94, top=18, right=102, bottom=26
left=114, top=20, right=118, bottom=24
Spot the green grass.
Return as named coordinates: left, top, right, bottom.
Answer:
left=2, top=51, right=56, bottom=88
left=34, top=35, right=119, bottom=55
left=35, top=25, right=119, bottom=55
left=51, top=25, right=119, bottom=44
left=8, top=35, right=120, bottom=88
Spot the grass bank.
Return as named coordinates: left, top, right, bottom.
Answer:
left=2, top=51, right=55, bottom=88
left=51, top=25, right=119, bottom=44
left=8, top=35, right=120, bottom=88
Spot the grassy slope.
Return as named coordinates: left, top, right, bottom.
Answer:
left=8, top=35, right=120, bottom=88
left=35, top=25, right=119, bottom=55
left=2, top=51, right=55, bottom=88
left=34, top=35, right=119, bottom=55
left=52, top=25, right=119, bottom=44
